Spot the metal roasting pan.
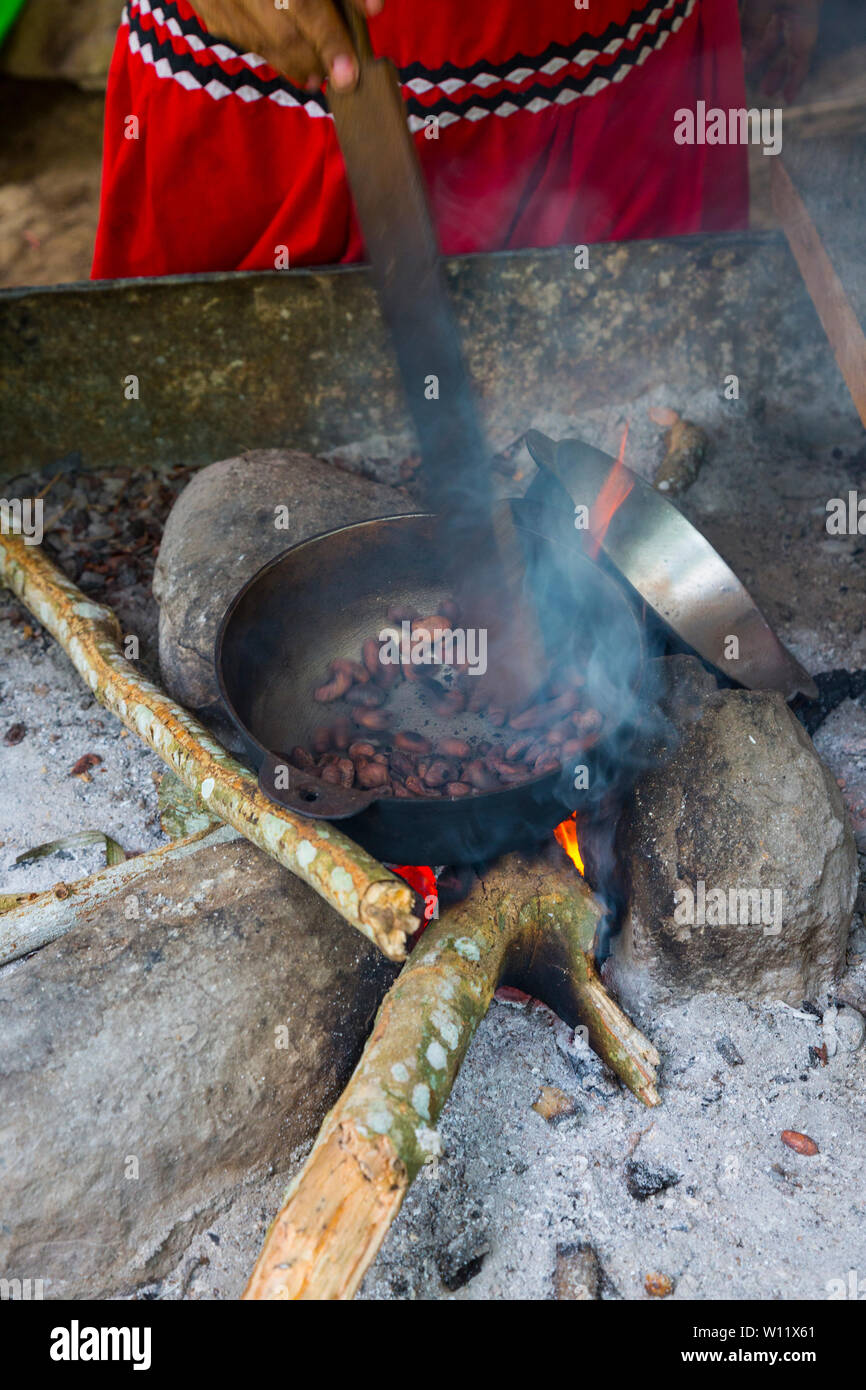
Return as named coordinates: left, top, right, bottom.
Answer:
left=215, top=500, right=646, bottom=866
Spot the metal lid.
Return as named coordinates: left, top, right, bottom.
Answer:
left=524, top=430, right=818, bottom=702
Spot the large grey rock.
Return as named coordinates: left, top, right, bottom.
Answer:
left=152, top=450, right=411, bottom=714
left=0, top=0, right=120, bottom=88
left=0, top=833, right=397, bottom=1298
left=608, top=688, right=859, bottom=1010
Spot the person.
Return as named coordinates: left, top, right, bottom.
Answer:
left=92, top=0, right=822, bottom=279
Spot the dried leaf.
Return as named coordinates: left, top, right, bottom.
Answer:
left=14, top=830, right=127, bottom=868
left=3, top=723, right=26, bottom=745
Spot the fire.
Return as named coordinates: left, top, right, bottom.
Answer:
left=554, top=813, right=584, bottom=875
left=392, top=863, right=438, bottom=930
left=588, top=422, right=633, bottom=560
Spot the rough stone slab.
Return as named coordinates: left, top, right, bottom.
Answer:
left=152, top=449, right=412, bottom=714
left=0, top=834, right=397, bottom=1298
left=608, top=687, right=859, bottom=1010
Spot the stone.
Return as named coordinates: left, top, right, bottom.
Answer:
left=608, top=688, right=859, bottom=1010
left=152, top=450, right=412, bottom=715
left=624, top=1158, right=681, bottom=1202
left=553, top=1242, right=603, bottom=1300
left=0, top=834, right=397, bottom=1298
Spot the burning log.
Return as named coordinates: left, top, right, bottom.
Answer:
left=0, top=533, right=419, bottom=961
left=244, top=851, right=660, bottom=1301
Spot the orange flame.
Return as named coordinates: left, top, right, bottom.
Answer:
left=588, top=422, right=633, bottom=560
left=554, top=813, right=584, bottom=875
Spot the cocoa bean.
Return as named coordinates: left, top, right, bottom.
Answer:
left=445, top=781, right=471, bottom=798
left=395, top=731, right=432, bottom=755
left=435, top=737, right=471, bottom=759
left=386, top=604, right=419, bottom=624
left=289, top=746, right=315, bottom=770
left=312, top=725, right=332, bottom=753
left=423, top=758, right=452, bottom=788
left=463, top=760, right=500, bottom=791
left=467, top=687, right=488, bottom=713
left=336, top=757, right=355, bottom=788
left=533, top=753, right=561, bottom=775
left=354, top=758, right=390, bottom=789
left=487, top=706, right=507, bottom=727
left=320, top=763, right=345, bottom=784
left=393, top=780, right=413, bottom=798
left=571, top=707, right=602, bottom=734
left=487, top=757, right=526, bottom=783
left=345, top=684, right=385, bottom=708
left=781, top=1130, right=819, bottom=1156
left=331, top=717, right=352, bottom=749
left=505, top=733, right=533, bottom=760
left=331, top=657, right=369, bottom=684
left=313, top=668, right=352, bottom=702
left=348, top=740, right=376, bottom=758
left=362, top=637, right=381, bottom=677
left=411, top=615, right=451, bottom=638
left=406, top=775, right=436, bottom=797
left=353, top=708, right=391, bottom=730
left=389, top=750, right=416, bottom=780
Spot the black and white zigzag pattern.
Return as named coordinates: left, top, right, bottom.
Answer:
left=123, top=0, right=698, bottom=126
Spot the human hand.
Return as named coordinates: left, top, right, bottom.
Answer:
left=741, top=0, right=822, bottom=103
left=190, top=0, right=383, bottom=91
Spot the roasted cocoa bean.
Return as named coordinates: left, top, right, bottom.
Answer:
left=423, top=758, right=452, bottom=788
left=348, top=740, right=376, bottom=758
left=313, top=668, right=352, bottom=702
left=336, top=757, right=355, bottom=788
left=462, top=760, right=500, bottom=791
left=487, top=706, right=507, bottom=727
left=406, top=774, right=436, bottom=797
left=505, top=733, right=533, bottom=761
left=412, top=615, right=451, bottom=638
left=353, top=708, right=391, bottom=730
left=345, top=684, right=385, bottom=708
left=389, top=750, right=416, bottom=780
left=533, top=753, right=561, bottom=775
left=435, top=736, right=470, bottom=759
left=509, top=689, right=580, bottom=730
left=571, top=707, right=602, bottom=734
left=487, top=757, right=526, bottom=783
left=445, top=781, right=471, bottom=797
left=331, top=657, right=369, bottom=684
left=354, top=757, right=390, bottom=788
left=331, top=717, right=352, bottom=749
left=362, top=637, right=381, bottom=677
left=290, top=746, right=316, bottom=770
left=312, top=725, right=332, bottom=753
left=394, top=730, right=432, bottom=755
